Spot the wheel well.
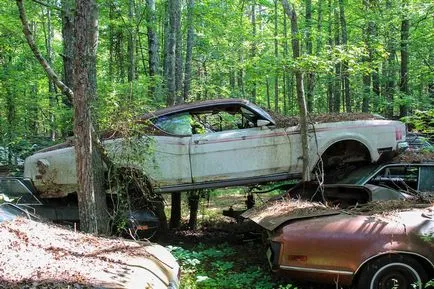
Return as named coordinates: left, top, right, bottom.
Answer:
left=352, top=253, right=434, bottom=286
left=320, top=140, right=371, bottom=168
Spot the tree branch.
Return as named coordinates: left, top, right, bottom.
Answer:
left=31, top=0, right=62, bottom=11
left=16, top=0, right=73, bottom=102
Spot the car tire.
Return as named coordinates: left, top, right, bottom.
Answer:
left=356, top=255, right=428, bottom=289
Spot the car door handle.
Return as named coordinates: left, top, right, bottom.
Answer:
left=194, top=139, right=208, bottom=144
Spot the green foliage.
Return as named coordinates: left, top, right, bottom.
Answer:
left=401, top=110, right=434, bottom=135
left=168, top=243, right=294, bottom=289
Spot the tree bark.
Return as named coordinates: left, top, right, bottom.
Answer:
left=274, top=0, right=279, bottom=112
left=339, top=0, right=350, bottom=112
left=399, top=0, right=409, bottom=117
left=250, top=0, right=257, bottom=103
left=183, top=0, right=195, bottom=101
left=61, top=0, right=75, bottom=104
left=165, top=0, right=177, bottom=106
left=146, top=0, right=160, bottom=100
left=127, top=0, right=136, bottom=83
left=174, top=0, right=183, bottom=104
left=281, top=0, right=309, bottom=181
left=73, top=0, right=109, bottom=234
left=305, top=0, right=314, bottom=112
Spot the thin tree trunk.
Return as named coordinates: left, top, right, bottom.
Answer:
left=251, top=0, right=257, bottom=103
left=282, top=0, right=309, bottom=181
left=399, top=0, right=409, bottom=117
left=183, top=0, right=195, bottom=101
left=44, top=3, right=57, bottom=140
left=333, top=6, right=341, bottom=112
left=165, top=0, right=177, bottom=106
left=274, top=0, right=279, bottom=112
left=174, top=0, right=183, bottom=104
left=305, top=0, right=314, bottom=112
left=146, top=0, right=160, bottom=100
left=127, top=0, right=136, bottom=83
left=338, top=0, right=350, bottom=112
left=61, top=0, right=74, bottom=105
left=327, top=0, right=334, bottom=112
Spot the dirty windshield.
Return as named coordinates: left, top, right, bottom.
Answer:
left=335, top=165, right=379, bottom=184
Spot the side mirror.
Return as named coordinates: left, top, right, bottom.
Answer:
left=257, top=119, right=271, bottom=127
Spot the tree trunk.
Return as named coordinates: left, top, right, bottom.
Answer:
left=333, top=6, right=341, bottom=112
left=183, top=0, right=195, bottom=101
left=399, top=0, right=409, bottom=117
left=250, top=0, right=257, bottom=103
left=282, top=0, right=309, bottom=181
left=384, top=0, right=396, bottom=118
left=305, top=0, right=314, bottom=112
left=73, top=0, right=109, bottom=234
left=165, top=0, right=177, bottom=106
left=174, top=0, right=183, bottom=104
left=327, top=0, right=334, bottom=112
left=146, top=0, right=160, bottom=100
left=127, top=0, right=136, bottom=83
left=274, top=0, right=279, bottom=112
left=61, top=0, right=74, bottom=106
left=188, top=191, right=200, bottom=230
left=338, top=0, right=350, bottom=112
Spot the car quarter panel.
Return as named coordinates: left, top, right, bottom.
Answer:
left=271, top=210, right=434, bottom=285
left=306, top=120, right=406, bottom=170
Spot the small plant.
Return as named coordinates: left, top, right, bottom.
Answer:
left=168, top=243, right=296, bottom=289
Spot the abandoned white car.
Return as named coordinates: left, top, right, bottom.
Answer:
left=24, top=99, right=407, bottom=197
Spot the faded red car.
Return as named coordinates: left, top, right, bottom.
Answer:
left=243, top=183, right=434, bottom=288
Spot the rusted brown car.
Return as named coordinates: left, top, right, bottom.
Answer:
left=243, top=183, right=434, bottom=288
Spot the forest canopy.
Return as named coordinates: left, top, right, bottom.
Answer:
left=0, top=0, right=433, bottom=163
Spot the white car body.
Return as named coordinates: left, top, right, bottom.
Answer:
left=24, top=99, right=407, bottom=197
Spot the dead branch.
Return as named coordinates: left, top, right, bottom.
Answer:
left=16, top=0, right=73, bottom=102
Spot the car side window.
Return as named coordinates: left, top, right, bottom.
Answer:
left=371, top=166, right=418, bottom=191
left=418, top=166, right=434, bottom=191
left=153, top=113, right=193, bottom=136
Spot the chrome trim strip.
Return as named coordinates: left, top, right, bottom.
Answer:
left=279, top=265, right=353, bottom=276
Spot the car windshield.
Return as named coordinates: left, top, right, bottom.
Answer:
left=0, top=179, right=41, bottom=204
left=335, top=164, right=380, bottom=184
left=0, top=204, right=27, bottom=222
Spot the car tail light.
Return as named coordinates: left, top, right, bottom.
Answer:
left=395, top=127, right=403, bottom=140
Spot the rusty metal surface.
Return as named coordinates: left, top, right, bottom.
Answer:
left=271, top=208, right=434, bottom=285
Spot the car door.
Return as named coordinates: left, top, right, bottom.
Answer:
left=105, top=112, right=193, bottom=187
left=189, top=107, right=291, bottom=184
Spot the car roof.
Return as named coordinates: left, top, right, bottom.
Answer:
left=141, top=98, right=251, bottom=119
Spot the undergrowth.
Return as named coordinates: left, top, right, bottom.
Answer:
left=168, top=243, right=297, bottom=289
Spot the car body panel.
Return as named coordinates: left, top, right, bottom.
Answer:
left=190, top=126, right=292, bottom=182
left=271, top=209, right=434, bottom=285
left=23, top=99, right=407, bottom=196
left=243, top=182, right=434, bottom=286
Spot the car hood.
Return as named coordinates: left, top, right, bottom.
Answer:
left=243, top=197, right=434, bottom=232
left=241, top=199, right=340, bottom=231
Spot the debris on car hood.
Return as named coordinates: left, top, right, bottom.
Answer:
left=241, top=199, right=340, bottom=231
left=392, top=150, right=434, bottom=163
left=242, top=196, right=433, bottom=232
left=0, top=218, right=179, bottom=289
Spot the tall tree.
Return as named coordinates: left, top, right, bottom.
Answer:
left=146, top=0, right=160, bottom=100
left=338, top=0, right=350, bottom=112
left=183, top=0, right=195, bottom=101
left=17, top=0, right=109, bottom=234
left=250, top=0, right=257, bottom=103
left=274, top=0, right=279, bottom=112
left=399, top=0, right=409, bottom=117
left=305, top=0, right=314, bottom=112
left=281, top=0, right=309, bottom=181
